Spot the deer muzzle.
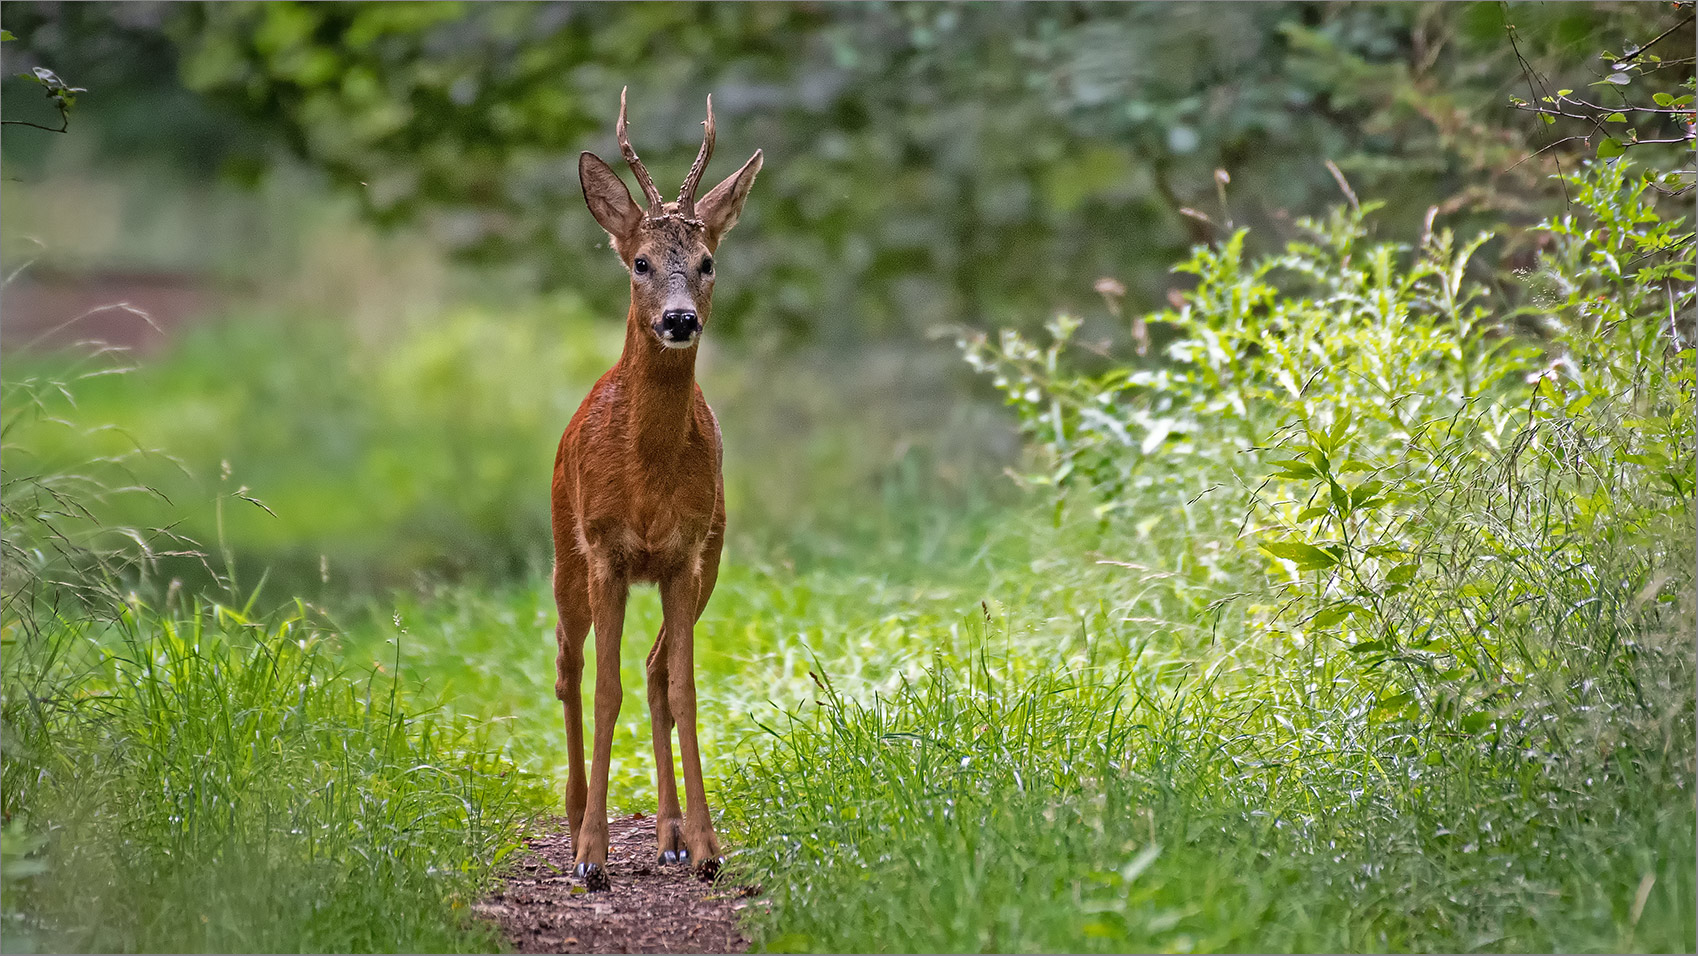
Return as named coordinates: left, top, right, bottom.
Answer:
left=656, top=308, right=701, bottom=348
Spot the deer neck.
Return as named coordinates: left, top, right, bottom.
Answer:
left=616, top=309, right=700, bottom=458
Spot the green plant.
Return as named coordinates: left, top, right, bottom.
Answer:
left=1, top=347, right=549, bottom=953
left=729, top=639, right=1695, bottom=953
left=939, top=155, right=1694, bottom=953
left=963, top=156, right=1692, bottom=704
left=2, top=598, right=545, bottom=952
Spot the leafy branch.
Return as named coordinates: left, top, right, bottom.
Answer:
left=3, top=65, right=86, bottom=135
left=1507, top=12, right=1694, bottom=177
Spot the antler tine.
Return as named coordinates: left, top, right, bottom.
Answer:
left=678, top=94, right=716, bottom=221
left=616, top=86, right=665, bottom=212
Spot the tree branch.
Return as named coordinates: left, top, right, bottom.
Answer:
left=1614, top=14, right=1695, bottom=67
left=2, top=118, right=69, bottom=133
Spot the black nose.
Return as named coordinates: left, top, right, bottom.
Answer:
left=660, top=310, right=700, bottom=338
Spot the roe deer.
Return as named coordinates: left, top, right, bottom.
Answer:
left=552, top=89, right=761, bottom=890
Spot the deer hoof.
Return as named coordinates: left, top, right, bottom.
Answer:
left=693, top=856, right=723, bottom=883
left=574, top=861, right=611, bottom=891
left=659, top=849, right=684, bottom=865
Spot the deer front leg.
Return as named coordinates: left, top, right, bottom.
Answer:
left=660, top=571, right=722, bottom=881
left=645, top=629, right=688, bottom=863
left=552, top=554, right=592, bottom=847
left=575, top=566, right=628, bottom=891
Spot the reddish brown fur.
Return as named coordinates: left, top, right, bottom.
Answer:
left=552, top=91, right=761, bottom=889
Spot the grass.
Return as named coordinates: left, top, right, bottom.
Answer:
left=1, top=596, right=546, bottom=953
left=2, top=341, right=548, bottom=951
left=725, top=614, right=1694, bottom=953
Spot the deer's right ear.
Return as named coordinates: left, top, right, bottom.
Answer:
left=579, top=151, right=643, bottom=249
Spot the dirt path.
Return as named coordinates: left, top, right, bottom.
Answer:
left=478, top=814, right=754, bottom=954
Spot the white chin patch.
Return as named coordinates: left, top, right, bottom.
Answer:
left=659, top=335, right=698, bottom=350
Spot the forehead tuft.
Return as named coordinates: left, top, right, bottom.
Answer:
left=642, top=215, right=702, bottom=234
left=637, top=215, right=706, bottom=251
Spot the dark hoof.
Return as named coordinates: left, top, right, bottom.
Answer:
left=574, top=861, right=610, bottom=891
left=659, top=849, right=687, bottom=865
left=694, top=856, right=724, bottom=883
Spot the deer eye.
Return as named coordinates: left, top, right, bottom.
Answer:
left=700, top=257, right=713, bottom=276
left=633, top=256, right=650, bottom=275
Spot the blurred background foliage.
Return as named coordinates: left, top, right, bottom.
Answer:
left=1, top=0, right=1691, bottom=598
left=5, top=1, right=1689, bottom=347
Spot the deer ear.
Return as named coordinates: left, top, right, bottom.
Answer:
left=579, top=151, right=643, bottom=248
left=696, top=149, right=762, bottom=250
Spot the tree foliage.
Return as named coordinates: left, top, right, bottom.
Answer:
left=7, top=2, right=1687, bottom=342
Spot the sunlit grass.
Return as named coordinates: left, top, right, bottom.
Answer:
left=1, top=599, right=546, bottom=953
left=727, top=647, right=1695, bottom=953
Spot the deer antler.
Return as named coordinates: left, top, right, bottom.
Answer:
left=616, top=87, right=665, bottom=213
left=677, top=95, right=716, bottom=221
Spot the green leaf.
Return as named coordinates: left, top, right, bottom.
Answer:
left=1596, top=137, right=1624, bottom=160
left=1460, top=712, right=1494, bottom=734
left=1347, top=640, right=1389, bottom=654
left=1622, top=451, right=1670, bottom=468
left=1653, top=92, right=1675, bottom=107
left=1311, top=602, right=1368, bottom=628
left=1337, top=460, right=1375, bottom=473
left=1260, top=540, right=1339, bottom=571
left=1267, top=458, right=1317, bottom=480
left=1296, top=504, right=1331, bottom=522
left=1540, top=114, right=1556, bottom=125
left=1349, top=480, right=1385, bottom=509
left=1327, top=410, right=1353, bottom=448
left=1386, top=562, right=1418, bottom=584
left=0, top=29, right=14, bottom=41
left=1556, top=88, right=1573, bottom=97
left=1329, top=479, right=1350, bottom=513
left=1603, top=112, right=1626, bottom=122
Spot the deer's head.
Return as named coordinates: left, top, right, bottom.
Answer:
left=580, top=89, right=762, bottom=351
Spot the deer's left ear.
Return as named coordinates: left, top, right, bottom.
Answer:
left=696, top=150, right=762, bottom=250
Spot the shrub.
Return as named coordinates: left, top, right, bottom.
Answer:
left=960, top=158, right=1694, bottom=733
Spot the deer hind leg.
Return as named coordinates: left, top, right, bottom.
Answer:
left=573, top=562, right=628, bottom=891
left=660, top=568, right=723, bottom=881
left=652, top=498, right=724, bottom=866
left=552, top=552, right=592, bottom=852
left=646, top=629, right=686, bottom=862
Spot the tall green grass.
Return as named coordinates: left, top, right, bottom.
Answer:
left=1, top=363, right=549, bottom=952
left=3, top=601, right=545, bottom=953
left=729, top=647, right=1694, bottom=953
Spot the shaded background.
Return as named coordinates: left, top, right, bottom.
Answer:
left=1, top=0, right=1684, bottom=597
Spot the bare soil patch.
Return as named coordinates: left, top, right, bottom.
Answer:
left=479, top=814, right=754, bottom=954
